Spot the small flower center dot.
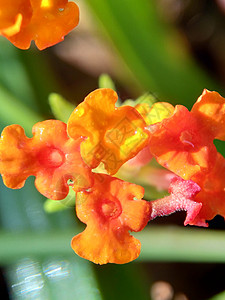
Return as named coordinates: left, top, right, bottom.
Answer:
left=100, top=199, right=122, bottom=220
left=180, top=131, right=194, bottom=148
left=38, top=147, right=65, bottom=168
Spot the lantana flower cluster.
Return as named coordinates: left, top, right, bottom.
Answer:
left=0, top=88, right=225, bottom=264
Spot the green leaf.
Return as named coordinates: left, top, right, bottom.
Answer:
left=85, top=0, right=222, bottom=106
left=209, top=290, right=225, bottom=300
left=98, top=74, right=116, bottom=91
left=98, top=74, right=121, bottom=107
left=122, top=92, right=156, bottom=107
left=95, top=263, right=150, bottom=300
left=44, top=187, right=76, bottom=213
left=48, top=93, right=75, bottom=123
left=0, top=227, right=225, bottom=263
left=136, top=227, right=225, bottom=263
left=0, top=84, right=43, bottom=135
left=0, top=39, right=38, bottom=110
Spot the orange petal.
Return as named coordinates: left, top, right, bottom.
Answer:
left=190, top=153, right=225, bottom=224
left=148, top=105, right=217, bottom=179
left=109, top=177, right=150, bottom=231
left=4, top=0, right=79, bottom=50
left=0, top=125, right=34, bottom=189
left=72, top=222, right=141, bottom=265
left=30, top=120, right=93, bottom=199
left=191, top=89, right=225, bottom=141
left=0, top=14, right=23, bottom=36
left=68, top=88, right=149, bottom=174
left=31, top=119, right=69, bottom=148
left=0, top=0, right=32, bottom=35
left=72, top=174, right=150, bottom=264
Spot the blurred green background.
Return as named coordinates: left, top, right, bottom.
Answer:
left=0, top=0, right=225, bottom=299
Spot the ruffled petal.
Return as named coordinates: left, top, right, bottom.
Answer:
left=189, top=153, right=225, bottom=225
left=71, top=221, right=141, bottom=265
left=191, top=89, right=225, bottom=141
left=109, top=178, right=150, bottom=231
left=31, top=120, right=93, bottom=198
left=35, top=168, right=69, bottom=199
left=68, top=88, right=149, bottom=174
left=3, top=0, right=79, bottom=50
left=0, top=125, right=34, bottom=188
left=72, top=174, right=150, bottom=264
left=148, top=105, right=217, bottom=179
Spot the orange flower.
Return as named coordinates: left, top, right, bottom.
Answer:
left=1, top=0, right=79, bottom=50
left=67, top=88, right=149, bottom=175
left=0, top=120, right=93, bottom=199
left=188, top=153, right=225, bottom=226
left=71, top=174, right=151, bottom=264
left=148, top=103, right=218, bottom=180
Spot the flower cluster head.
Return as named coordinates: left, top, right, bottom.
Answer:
left=0, top=87, right=225, bottom=264
left=0, top=0, right=79, bottom=49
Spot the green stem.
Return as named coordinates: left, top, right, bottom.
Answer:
left=0, top=227, right=225, bottom=264
left=137, top=226, right=225, bottom=263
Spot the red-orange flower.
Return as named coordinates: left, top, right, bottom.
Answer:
left=188, top=153, right=225, bottom=226
left=67, top=88, right=149, bottom=175
left=148, top=103, right=218, bottom=180
left=71, top=174, right=151, bottom=264
left=0, top=120, right=93, bottom=199
left=1, top=0, right=79, bottom=50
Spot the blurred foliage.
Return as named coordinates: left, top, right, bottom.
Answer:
left=85, top=0, right=223, bottom=107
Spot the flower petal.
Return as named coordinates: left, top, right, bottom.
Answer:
left=0, top=125, right=34, bottom=188
left=71, top=221, right=141, bottom=265
left=68, top=88, right=149, bottom=174
left=0, top=0, right=32, bottom=35
left=191, top=89, right=225, bottom=141
left=189, top=153, right=225, bottom=225
left=148, top=105, right=217, bottom=179
left=3, top=0, right=79, bottom=50
left=72, top=174, right=150, bottom=264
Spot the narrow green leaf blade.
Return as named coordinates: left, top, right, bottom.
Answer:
left=48, top=93, right=75, bottom=123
